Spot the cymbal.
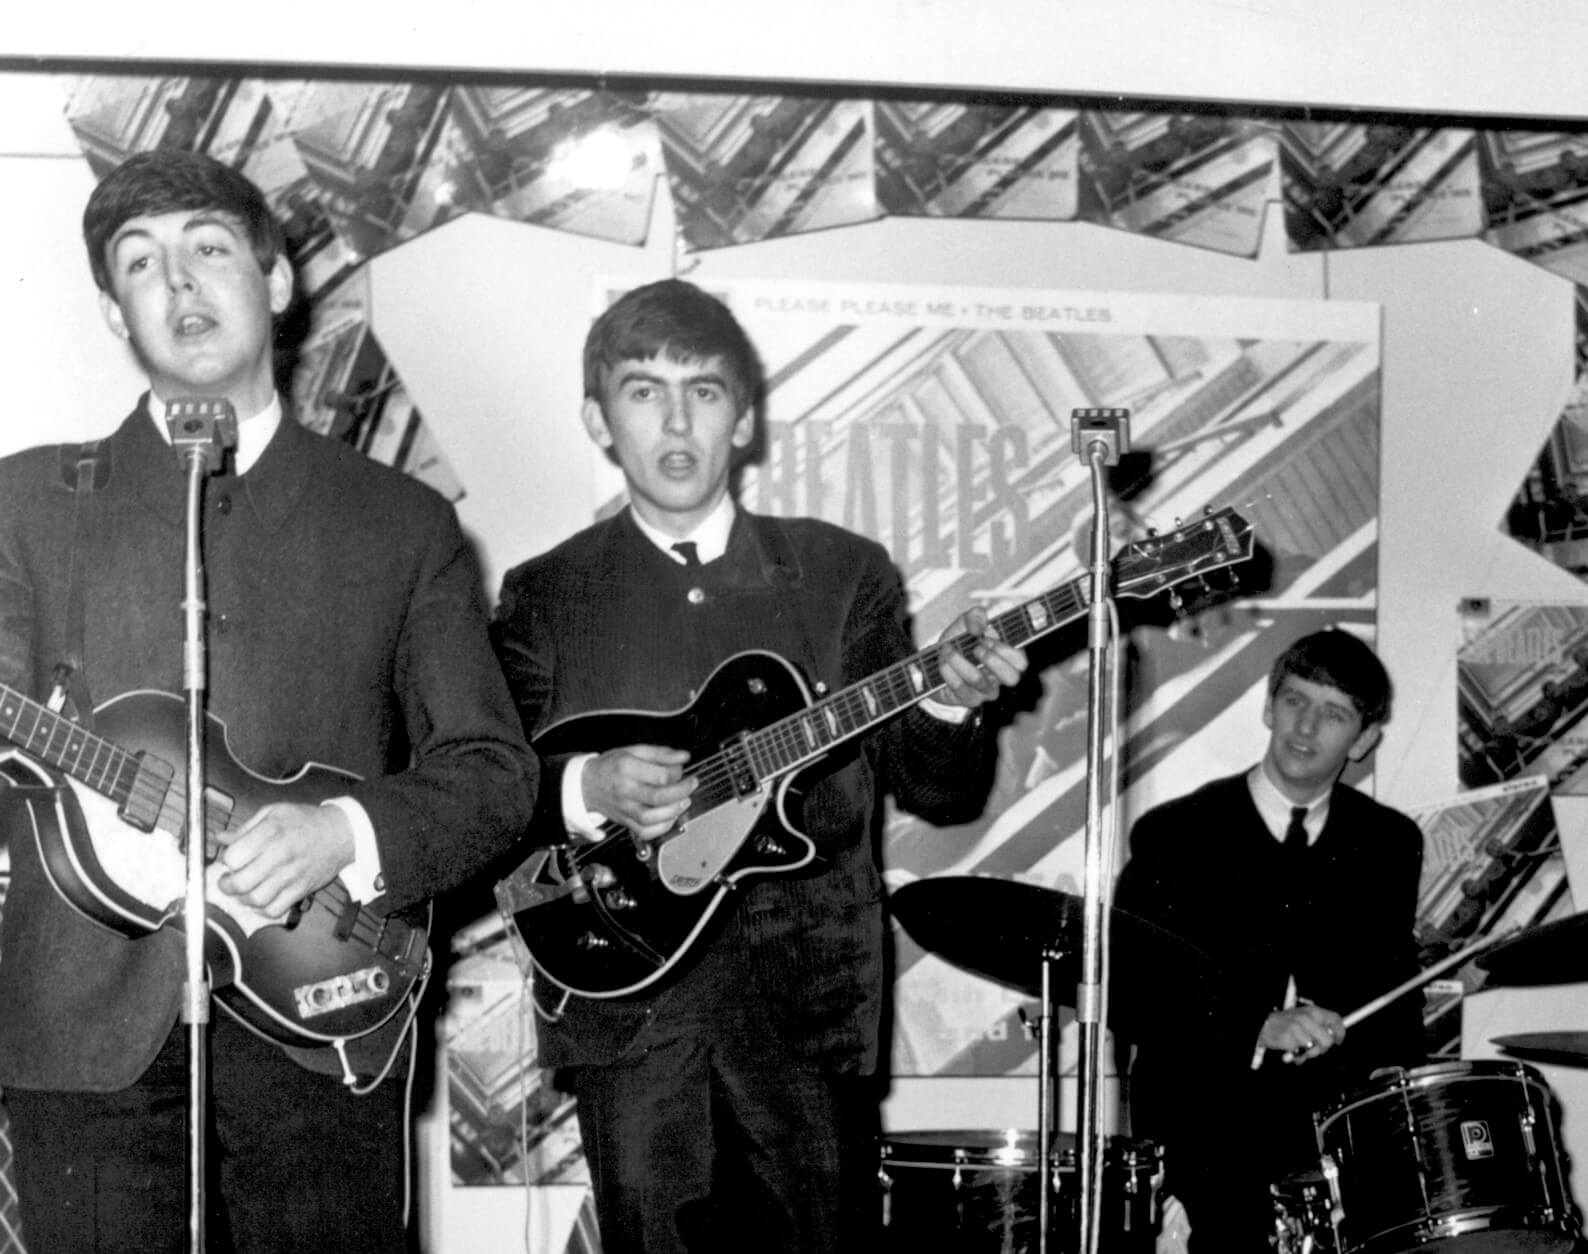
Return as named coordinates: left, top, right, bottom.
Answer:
left=889, top=875, right=1218, bottom=1037
left=1475, top=913, right=1588, bottom=987
left=1492, top=1031, right=1588, bottom=1067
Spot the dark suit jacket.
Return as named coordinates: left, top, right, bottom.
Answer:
left=1114, top=770, right=1424, bottom=1251
left=494, top=508, right=995, bottom=1073
left=0, top=403, right=536, bottom=1089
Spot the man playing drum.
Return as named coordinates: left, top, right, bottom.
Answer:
left=1114, top=627, right=1427, bottom=1252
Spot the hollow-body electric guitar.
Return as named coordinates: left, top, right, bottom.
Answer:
left=499, top=508, right=1254, bottom=1000
left=0, top=687, right=430, bottom=1057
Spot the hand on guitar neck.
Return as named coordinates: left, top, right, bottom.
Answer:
left=927, top=605, right=1028, bottom=711
left=578, top=607, right=1027, bottom=844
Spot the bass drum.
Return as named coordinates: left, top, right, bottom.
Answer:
left=1315, top=1060, right=1580, bottom=1254
left=879, top=1129, right=1161, bottom=1252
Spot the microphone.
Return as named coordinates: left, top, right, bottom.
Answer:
left=1070, top=407, right=1130, bottom=467
left=166, top=398, right=238, bottom=474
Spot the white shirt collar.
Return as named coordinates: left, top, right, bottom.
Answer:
left=1247, top=761, right=1330, bottom=845
left=145, top=393, right=283, bottom=476
left=629, top=495, right=736, bottom=565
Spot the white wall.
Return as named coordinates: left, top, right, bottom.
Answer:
left=4, top=56, right=1588, bottom=1250
left=10, top=0, right=1588, bottom=120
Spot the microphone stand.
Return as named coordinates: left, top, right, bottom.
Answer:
left=1036, top=947, right=1059, bottom=1254
left=1070, top=408, right=1129, bottom=1254
left=167, top=398, right=237, bottom=1254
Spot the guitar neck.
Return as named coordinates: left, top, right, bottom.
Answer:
left=0, top=683, right=178, bottom=835
left=743, top=575, right=1088, bottom=783
left=738, top=506, right=1250, bottom=786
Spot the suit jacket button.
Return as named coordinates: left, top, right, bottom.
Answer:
left=687, top=586, right=705, bottom=605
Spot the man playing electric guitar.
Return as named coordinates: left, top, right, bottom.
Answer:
left=0, top=150, right=536, bottom=1254
left=492, top=279, right=1027, bottom=1254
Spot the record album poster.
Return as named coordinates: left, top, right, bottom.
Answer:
left=653, top=95, right=879, bottom=251
left=1280, top=123, right=1483, bottom=252
left=590, top=279, right=1384, bottom=1078
left=1459, top=600, right=1588, bottom=794
left=1481, top=131, right=1588, bottom=286
left=873, top=100, right=1079, bottom=221
left=1407, top=776, right=1571, bottom=1055
left=448, top=280, right=1382, bottom=1197
left=1077, top=112, right=1274, bottom=257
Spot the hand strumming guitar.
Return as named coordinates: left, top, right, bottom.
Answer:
left=582, top=744, right=697, bottom=842
left=217, top=801, right=356, bottom=920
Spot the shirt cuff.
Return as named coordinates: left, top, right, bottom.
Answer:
left=921, top=696, right=972, bottom=724
left=323, top=796, right=385, bottom=903
left=560, top=752, right=607, bottom=842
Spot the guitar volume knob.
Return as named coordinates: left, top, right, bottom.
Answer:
left=576, top=931, right=611, bottom=950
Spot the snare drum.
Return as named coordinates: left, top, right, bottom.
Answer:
left=879, top=1130, right=1161, bottom=1252
left=1315, top=1060, right=1580, bottom=1254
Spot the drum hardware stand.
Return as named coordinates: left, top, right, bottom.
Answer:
left=1071, top=408, right=1130, bottom=1254
left=168, top=398, right=237, bottom=1254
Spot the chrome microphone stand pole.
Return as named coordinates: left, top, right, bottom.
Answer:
left=1071, top=408, right=1129, bottom=1254
left=1036, top=946, right=1059, bottom=1254
left=168, top=398, right=237, bottom=1254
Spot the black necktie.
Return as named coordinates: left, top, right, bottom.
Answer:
left=1284, top=806, right=1309, bottom=853
left=672, top=540, right=701, bottom=567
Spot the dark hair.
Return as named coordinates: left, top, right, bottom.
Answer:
left=582, top=279, right=760, bottom=408
left=1269, top=628, right=1392, bottom=728
left=83, top=150, right=285, bottom=293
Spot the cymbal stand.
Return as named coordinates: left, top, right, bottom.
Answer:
left=168, top=399, right=237, bottom=1254
left=1071, top=409, right=1130, bottom=1254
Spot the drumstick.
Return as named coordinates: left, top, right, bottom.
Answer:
left=1341, top=926, right=1521, bottom=1030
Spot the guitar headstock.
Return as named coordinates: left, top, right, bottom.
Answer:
left=1112, top=508, right=1255, bottom=601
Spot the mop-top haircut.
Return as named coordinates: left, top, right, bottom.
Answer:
left=1269, top=628, right=1393, bottom=729
left=83, top=149, right=286, bottom=295
left=582, top=278, right=761, bottom=411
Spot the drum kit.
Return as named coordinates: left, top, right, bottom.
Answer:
left=889, top=876, right=1588, bottom=1254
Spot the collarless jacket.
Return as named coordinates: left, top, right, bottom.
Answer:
left=0, top=403, right=535, bottom=1090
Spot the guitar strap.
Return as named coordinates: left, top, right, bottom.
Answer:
left=53, top=438, right=110, bottom=728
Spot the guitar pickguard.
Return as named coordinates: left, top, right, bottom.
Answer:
left=56, top=773, right=276, bottom=937
left=657, top=788, right=774, bottom=894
